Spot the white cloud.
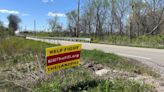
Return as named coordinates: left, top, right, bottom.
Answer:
left=0, top=9, right=29, bottom=17
left=42, top=0, right=53, bottom=3
left=48, top=12, right=66, bottom=17
left=0, top=9, right=19, bottom=14
left=21, top=13, right=29, bottom=16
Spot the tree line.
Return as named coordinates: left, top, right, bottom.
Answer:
left=64, top=0, right=164, bottom=39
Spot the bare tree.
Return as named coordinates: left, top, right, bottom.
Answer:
left=66, top=0, right=164, bottom=39
left=66, top=10, right=78, bottom=37
left=115, top=0, right=129, bottom=35
left=144, top=0, right=164, bottom=35
left=48, top=16, right=62, bottom=36
left=80, top=0, right=95, bottom=37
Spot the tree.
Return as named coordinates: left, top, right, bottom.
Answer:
left=48, top=16, right=62, bottom=36
left=0, top=20, right=3, bottom=30
left=7, top=14, right=21, bottom=35
left=0, top=20, right=4, bottom=36
left=110, top=0, right=117, bottom=35
left=115, top=0, right=129, bottom=35
left=144, top=0, right=164, bottom=35
left=129, top=0, right=164, bottom=36
left=66, top=0, right=163, bottom=39
left=80, top=0, right=94, bottom=37
left=92, top=0, right=107, bottom=39
left=66, top=10, right=78, bottom=37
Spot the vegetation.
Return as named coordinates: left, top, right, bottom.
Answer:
left=0, top=36, right=56, bottom=67
left=81, top=49, right=159, bottom=77
left=23, top=0, right=163, bottom=49
left=0, top=21, right=10, bottom=39
left=34, top=71, right=154, bottom=92
left=0, top=0, right=163, bottom=91
left=48, top=16, right=63, bottom=37
left=93, top=35, right=164, bottom=49
left=65, top=0, right=164, bottom=39
left=0, top=37, right=158, bottom=92
left=19, top=30, right=164, bottom=49
left=88, top=79, right=153, bottom=92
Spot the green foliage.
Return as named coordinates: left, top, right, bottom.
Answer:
left=0, top=36, right=56, bottom=67
left=131, top=35, right=164, bottom=49
left=88, top=79, right=153, bottom=92
left=0, top=27, right=9, bottom=39
left=33, top=68, right=92, bottom=92
left=93, top=35, right=164, bottom=49
left=81, top=49, right=121, bottom=65
left=35, top=32, right=50, bottom=37
left=34, top=77, right=153, bottom=92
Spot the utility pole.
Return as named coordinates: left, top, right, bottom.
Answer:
left=34, top=20, right=36, bottom=36
left=77, top=0, right=80, bottom=37
left=25, top=26, right=27, bottom=31
left=34, top=20, right=36, bottom=32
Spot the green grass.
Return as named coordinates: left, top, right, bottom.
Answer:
left=0, top=36, right=56, bottom=67
left=34, top=69, right=154, bottom=92
left=81, top=50, right=160, bottom=78
left=33, top=69, right=154, bottom=92
left=93, top=35, right=164, bottom=49
left=34, top=49, right=158, bottom=92
left=0, top=36, right=158, bottom=92
left=88, top=79, right=153, bottom=92
left=33, top=68, right=93, bottom=92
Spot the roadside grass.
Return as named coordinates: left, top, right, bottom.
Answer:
left=34, top=68, right=154, bottom=92
left=87, top=78, right=153, bottom=92
left=0, top=36, right=56, bottom=67
left=0, top=37, right=158, bottom=92
left=34, top=49, right=158, bottom=92
left=33, top=68, right=93, bottom=92
left=81, top=50, right=160, bottom=78
left=92, top=35, right=164, bottom=49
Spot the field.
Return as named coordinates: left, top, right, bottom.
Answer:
left=0, top=37, right=160, bottom=92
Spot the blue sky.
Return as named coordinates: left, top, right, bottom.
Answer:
left=0, top=0, right=84, bottom=31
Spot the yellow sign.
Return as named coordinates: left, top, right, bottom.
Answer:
left=46, top=59, right=80, bottom=73
left=46, top=44, right=82, bottom=57
left=45, top=44, right=82, bottom=74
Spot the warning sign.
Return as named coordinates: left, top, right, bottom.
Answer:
left=45, top=44, right=82, bottom=73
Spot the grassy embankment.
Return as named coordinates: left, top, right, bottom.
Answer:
left=0, top=37, right=159, bottom=92
left=93, top=35, right=164, bottom=49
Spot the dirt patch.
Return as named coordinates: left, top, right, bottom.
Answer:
left=82, top=61, right=164, bottom=92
